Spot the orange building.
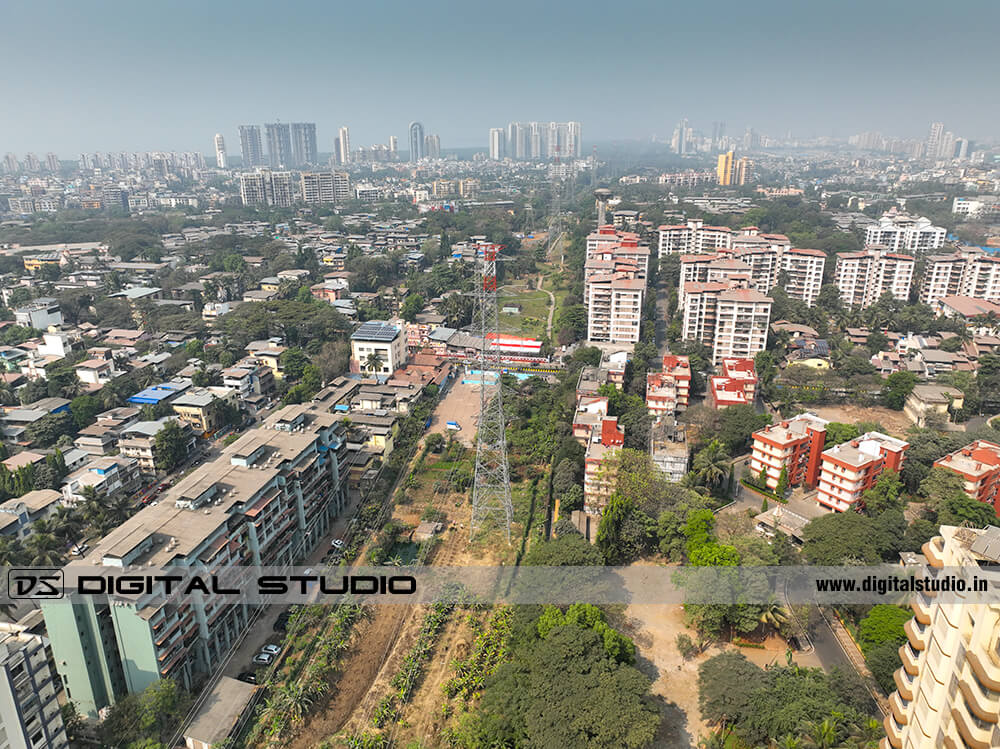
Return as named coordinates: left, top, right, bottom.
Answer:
left=709, top=358, right=757, bottom=409
left=646, top=354, right=691, bottom=416
left=817, top=432, right=909, bottom=512
left=934, top=440, right=1000, bottom=514
left=750, top=413, right=828, bottom=491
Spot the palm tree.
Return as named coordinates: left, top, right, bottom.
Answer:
left=799, top=717, right=841, bottom=749
left=693, top=440, right=730, bottom=489
left=759, top=598, right=790, bottom=632
left=772, top=736, right=804, bottom=749
left=50, top=506, right=84, bottom=549
left=97, top=494, right=133, bottom=534
left=24, top=532, right=64, bottom=566
left=0, top=536, right=24, bottom=566
left=363, top=352, right=383, bottom=375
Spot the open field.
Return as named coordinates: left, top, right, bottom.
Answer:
left=427, top=380, right=480, bottom=446
left=498, top=288, right=552, bottom=338
left=807, top=404, right=913, bottom=437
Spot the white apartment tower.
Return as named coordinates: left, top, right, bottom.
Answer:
left=337, top=126, right=351, bottom=165
left=0, top=623, right=69, bottom=749
left=882, top=525, right=1000, bottom=749
left=489, top=128, right=506, bottom=161
left=781, top=248, right=826, bottom=307
left=865, top=212, right=946, bottom=253
left=658, top=219, right=732, bottom=256
left=835, top=247, right=915, bottom=309
left=239, top=170, right=294, bottom=208
left=920, top=248, right=1000, bottom=311
left=214, top=133, right=227, bottom=168
left=681, top=281, right=772, bottom=364
left=300, top=172, right=350, bottom=205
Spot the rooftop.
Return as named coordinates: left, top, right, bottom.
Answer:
left=351, top=320, right=401, bottom=342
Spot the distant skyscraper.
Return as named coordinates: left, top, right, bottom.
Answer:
left=2, top=153, right=19, bottom=173
left=926, top=121, right=944, bottom=159
left=214, top=133, right=227, bottom=168
left=388, top=135, right=398, bottom=159
left=673, top=118, right=690, bottom=155
left=265, top=122, right=292, bottom=167
left=566, top=122, right=582, bottom=158
left=424, top=134, right=441, bottom=159
left=239, top=125, right=264, bottom=167
left=409, top=121, right=425, bottom=161
left=337, top=126, right=351, bottom=165
left=45, top=152, right=60, bottom=172
left=240, top=169, right=293, bottom=207
left=23, top=153, right=40, bottom=172
left=529, top=122, right=542, bottom=159
left=290, top=123, right=318, bottom=166
left=489, top=128, right=506, bottom=160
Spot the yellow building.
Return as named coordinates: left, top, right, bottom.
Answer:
left=716, top=151, right=735, bottom=185
left=171, top=387, right=237, bottom=435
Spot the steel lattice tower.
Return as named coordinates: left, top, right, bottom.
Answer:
left=470, top=243, right=513, bottom=542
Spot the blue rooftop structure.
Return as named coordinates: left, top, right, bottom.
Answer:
left=127, top=380, right=189, bottom=405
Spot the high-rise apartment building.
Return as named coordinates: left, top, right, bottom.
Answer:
left=658, top=219, right=733, bottom=256
left=214, top=133, right=227, bottom=168
left=488, top=128, right=506, bottom=160
left=239, top=169, right=294, bottom=208
left=882, top=524, right=1000, bottom=749
left=583, top=230, right=649, bottom=344
left=41, top=405, right=348, bottom=718
left=45, top=153, right=60, bottom=172
left=751, top=412, right=829, bottom=491
left=566, top=121, right=582, bottom=158
left=238, top=125, right=264, bottom=167
left=864, top=212, right=946, bottom=253
left=926, top=121, right=945, bottom=159
left=290, top=122, right=318, bottom=166
left=501, top=122, right=581, bottom=160
left=264, top=122, right=292, bottom=168
left=23, top=153, right=40, bottom=172
left=0, top=622, right=68, bottom=749
left=336, top=126, right=350, bottom=165
left=300, top=172, right=350, bottom=205
left=3, top=153, right=19, bottom=173
left=681, top=280, right=773, bottom=364
left=388, top=135, right=398, bottom=158
left=408, top=122, right=424, bottom=161
left=424, top=134, right=441, bottom=159
left=920, top=248, right=1000, bottom=311
left=835, top=247, right=915, bottom=309
left=781, top=248, right=827, bottom=307
left=716, top=151, right=751, bottom=185
left=816, top=432, right=908, bottom=512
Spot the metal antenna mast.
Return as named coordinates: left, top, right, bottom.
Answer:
left=470, top=242, right=513, bottom=542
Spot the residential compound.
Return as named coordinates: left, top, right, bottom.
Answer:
left=882, top=525, right=1000, bottom=749
left=238, top=169, right=294, bottom=208
left=299, top=172, right=351, bottom=205
left=584, top=226, right=650, bottom=344
left=681, top=280, right=773, bottom=364
left=751, top=412, right=829, bottom=491
left=934, top=440, right=1000, bottom=513
left=863, top=211, right=946, bottom=252
left=674, top=226, right=825, bottom=307
left=919, top=247, right=1000, bottom=311
left=41, top=404, right=349, bottom=718
left=816, top=432, right=909, bottom=512
left=0, top=621, right=68, bottom=749
left=658, top=219, right=733, bottom=256
left=835, top=246, right=915, bottom=309
left=708, top=358, right=757, bottom=409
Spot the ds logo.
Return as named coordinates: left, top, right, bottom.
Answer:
left=7, top=569, right=64, bottom=599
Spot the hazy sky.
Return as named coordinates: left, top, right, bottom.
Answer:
left=3, top=0, right=998, bottom=155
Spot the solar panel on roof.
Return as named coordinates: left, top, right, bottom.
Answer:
left=351, top=321, right=399, bottom=342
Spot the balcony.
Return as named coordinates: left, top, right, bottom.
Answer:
left=951, top=702, right=996, bottom=749
left=900, top=642, right=920, bottom=675
left=883, top=713, right=903, bottom=749
left=889, top=691, right=909, bottom=724
left=966, top=649, right=1000, bottom=692
left=911, top=595, right=932, bottom=625
left=894, top=666, right=916, bottom=701
left=905, top=617, right=928, bottom=650
left=922, top=537, right=945, bottom=568
left=958, top=672, right=1000, bottom=724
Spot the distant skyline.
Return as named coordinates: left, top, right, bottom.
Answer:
left=3, top=0, right=998, bottom=155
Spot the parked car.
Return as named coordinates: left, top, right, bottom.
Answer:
left=260, top=644, right=281, bottom=655
left=331, top=539, right=345, bottom=550
left=237, top=671, right=257, bottom=684
left=69, top=543, right=89, bottom=556
left=252, top=653, right=273, bottom=666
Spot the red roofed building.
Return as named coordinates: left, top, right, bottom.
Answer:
left=934, top=440, right=1000, bottom=514
left=646, top=355, right=691, bottom=416
left=834, top=247, right=914, bottom=310
left=816, top=432, right=909, bottom=512
left=751, top=412, right=828, bottom=490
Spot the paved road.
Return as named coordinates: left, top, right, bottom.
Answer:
left=537, top=273, right=556, bottom=338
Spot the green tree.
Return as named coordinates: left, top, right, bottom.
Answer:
left=400, top=293, right=425, bottom=322
left=802, top=511, right=881, bottom=565
left=153, top=420, right=191, bottom=472
left=860, top=469, right=903, bottom=516
left=883, top=371, right=917, bottom=410
left=692, top=440, right=731, bottom=490
left=775, top=466, right=789, bottom=496
left=857, top=605, right=912, bottom=655
left=279, top=347, right=310, bottom=381
left=69, top=394, right=101, bottom=429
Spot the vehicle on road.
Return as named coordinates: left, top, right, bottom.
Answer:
left=237, top=671, right=257, bottom=683
left=331, top=539, right=344, bottom=550
left=69, top=543, right=89, bottom=556
left=446, top=421, right=461, bottom=431
left=252, top=653, right=273, bottom=666
left=260, top=644, right=281, bottom=655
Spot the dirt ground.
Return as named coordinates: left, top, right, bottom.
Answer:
left=807, top=404, right=913, bottom=437
left=427, top=380, right=481, bottom=447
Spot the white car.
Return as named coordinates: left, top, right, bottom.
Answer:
left=331, top=539, right=345, bottom=550
left=260, top=644, right=281, bottom=655
left=252, top=653, right=273, bottom=666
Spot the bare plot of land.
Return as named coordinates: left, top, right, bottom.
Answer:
left=428, top=380, right=480, bottom=446
left=807, top=404, right=912, bottom=437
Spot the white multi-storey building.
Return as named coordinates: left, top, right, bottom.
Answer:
left=213, top=133, right=227, bottom=168
left=835, top=247, right=915, bottom=309
left=781, top=248, right=826, bottom=307
left=300, top=172, right=350, bottom=205
left=239, top=170, right=294, bottom=208
left=681, top=280, right=772, bottom=364
left=816, top=432, right=908, bottom=512
left=952, top=196, right=1000, bottom=217
left=0, top=623, right=68, bottom=749
left=864, top=212, right=946, bottom=253
left=488, top=128, right=505, bottom=160
left=920, top=248, right=1000, bottom=310
left=657, top=219, right=732, bottom=256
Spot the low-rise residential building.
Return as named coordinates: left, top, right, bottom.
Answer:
left=350, top=321, right=407, bottom=375
left=938, top=296, right=1000, bottom=335
left=0, top=621, right=68, bottom=749
left=816, top=432, right=909, bottom=512
left=0, top=489, right=63, bottom=539
left=708, top=358, right=757, bottom=410
left=863, top=211, right=946, bottom=252
left=933, top=440, right=1000, bottom=513
left=118, top=417, right=196, bottom=472
left=650, top=417, right=688, bottom=482
left=171, top=387, right=237, bottom=435
left=583, top=418, right=625, bottom=515
left=13, top=298, right=62, bottom=329
left=750, top=412, right=829, bottom=491
left=61, top=455, right=141, bottom=504
left=903, top=384, right=964, bottom=428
